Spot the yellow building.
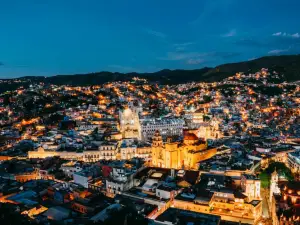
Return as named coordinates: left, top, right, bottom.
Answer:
left=151, top=130, right=217, bottom=169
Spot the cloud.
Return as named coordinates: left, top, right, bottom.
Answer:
left=272, top=32, right=283, bottom=36
left=268, top=49, right=289, bottom=55
left=174, top=42, right=195, bottom=47
left=174, top=42, right=195, bottom=51
left=186, top=58, right=205, bottom=65
left=158, top=51, right=241, bottom=65
left=222, top=29, right=237, bottom=37
left=234, top=34, right=300, bottom=50
left=291, top=33, right=300, bottom=38
left=145, top=29, right=166, bottom=38
left=272, top=32, right=300, bottom=38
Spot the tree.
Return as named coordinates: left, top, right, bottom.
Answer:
left=259, top=162, right=294, bottom=189
left=265, top=162, right=294, bottom=181
left=92, top=127, right=99, bottom=135
left=259, top=171, right=270, bottom=188
left=203, top=95, right=212, bottom=103
left=3, top=95, right=11, bottom=106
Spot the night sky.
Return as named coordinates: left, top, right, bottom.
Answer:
left=0, top=0, right=300, bottom=78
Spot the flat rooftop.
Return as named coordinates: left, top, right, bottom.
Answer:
left=155, top=208, right=221, bottom=225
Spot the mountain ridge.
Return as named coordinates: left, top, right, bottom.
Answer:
left=1, top=54, right=300, bottom=92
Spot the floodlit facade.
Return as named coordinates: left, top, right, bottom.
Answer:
left=151, top=130, right=217, bottom=169
left=141, top=118, right=184, bottom=141
left=119, top=106, right=141, bottom=140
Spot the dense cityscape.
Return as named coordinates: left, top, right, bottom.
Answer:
left=0, top=68, right=299, bottom=225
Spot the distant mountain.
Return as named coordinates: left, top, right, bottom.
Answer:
left=202, top=54, right=300, bottom=82
left=1, top=55, right=300, bottom=92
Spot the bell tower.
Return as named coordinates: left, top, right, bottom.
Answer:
left=152, top=130, right=164, bottom=167
left=270, top=168, right=280, bottom=203
left=152, top=130, right=163, bottom=147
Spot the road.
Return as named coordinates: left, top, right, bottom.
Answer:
left=261, top=189, right=270, bottom=219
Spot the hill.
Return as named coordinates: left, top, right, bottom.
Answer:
left=0, top=54, right=299, bottom=92
left=203, top=54, right=300, bottom=82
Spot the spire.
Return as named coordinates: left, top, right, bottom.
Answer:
left=272, top=167, right=278, bottom=177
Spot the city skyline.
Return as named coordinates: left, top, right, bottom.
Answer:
left=1, top=0, right=300, bottom=78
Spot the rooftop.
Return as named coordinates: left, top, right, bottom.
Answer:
left=155, top=208, right=221, bottom=225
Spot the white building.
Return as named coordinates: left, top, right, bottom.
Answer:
left=156, top=185, right=176, bottom=200
left=83, top=150, right=101, bottom=162
left=60, top=161, right=82, bottom=177
left=141, top=118, right=184, bottom=141
left=241, top=174, right=261, bottom=201
left=269, top=169, right=280, bottom=204
left=287, top=150, right=300, bottom=174
left=106, top=167, right=135, bottom=195
left=119, top=139, right=151, bottom=160
left=120, top=139, right=137, bottom=160
left=29, top=142, right=118, bottom=162
left=99, top=142, right=118, bottom=160
left=73, top=171, right=93, bottom=188
left=77, top=123, right=99, bottom=131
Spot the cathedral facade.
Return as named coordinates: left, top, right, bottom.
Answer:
left=151, top=130, right=217, bottom=170
left=119, top=106, right=141, bottom=140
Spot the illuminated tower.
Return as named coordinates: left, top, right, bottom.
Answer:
left=152, top=130, right=165, bottom=167
left=270, top=169, right=280, bottom=203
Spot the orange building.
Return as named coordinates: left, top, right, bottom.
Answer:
left=151, top=130, right=216, bottom=170
left=15, top=169, right=40, bottom=183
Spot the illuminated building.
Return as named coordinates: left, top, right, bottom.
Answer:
left=269, top=169, right=280, bottom=204
left=141, top=118, right=184, bottom=141
left=287, top=150, right=300, bottom=174
left=120, top=139, right=137, bottom=160
left=106, top=167, right=135, bottom=195
left=151, top=130, right=217, bottom=169
left=119, top=106, right=141, bottom=140
left=241, top=174, right=261, bottom=201
left=172, top=172, right=262, bottom=224
left=14, top=170, right=40, bottom=183
left=271, top=181, right=300, bottom=225
left=189, top=114, right=223, bottom=140
left=119, top=138, right=152, bottom=160
left=28, top=144, right=118, bottom=162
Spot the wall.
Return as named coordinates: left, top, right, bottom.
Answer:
left=15, top=170, right=40, bottom=182
left=156, top=189, right=171, bottom=200
left=73, top=173, right=90, bottom=188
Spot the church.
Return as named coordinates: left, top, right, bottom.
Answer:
left=119, top=106, right=142, bottom=140
left=151, top=130, right=217, bottom=170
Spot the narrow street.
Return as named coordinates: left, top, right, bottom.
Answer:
left=261, top=189, right=270, bottom=219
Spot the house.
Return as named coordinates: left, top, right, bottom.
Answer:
left=106, top=167, right=135, bottom=195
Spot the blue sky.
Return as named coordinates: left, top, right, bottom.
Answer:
left=0, top=0, right=300, bottom=78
